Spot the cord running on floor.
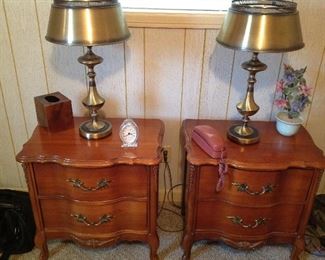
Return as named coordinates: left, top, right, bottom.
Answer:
left=157, top=149, right=184, bottom=232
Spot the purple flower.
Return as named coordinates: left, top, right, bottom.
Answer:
left=291, top=100, right=301, bottom=113
left=283, top=64, right=295, bottom=83
left=284, top=73, right=295, bottom=83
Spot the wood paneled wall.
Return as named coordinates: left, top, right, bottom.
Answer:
left=1, top=0, right=324, bottom=194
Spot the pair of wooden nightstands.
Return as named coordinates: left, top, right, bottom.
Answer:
left=17, top=118, right=325, bottom=260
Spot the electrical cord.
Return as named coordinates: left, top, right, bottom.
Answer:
left=157, top=149, right=184, bottom=232
left=165, top=154, right=182, bottom=210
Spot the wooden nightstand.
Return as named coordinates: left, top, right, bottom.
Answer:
left=16, top=117, right=164, bottom=260
left=181, top=119, right=325, bottom=260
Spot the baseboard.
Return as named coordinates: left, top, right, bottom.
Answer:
left=0, top=187, right=28, bottom=192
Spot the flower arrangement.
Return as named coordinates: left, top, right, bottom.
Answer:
left=274, top=64, right=312, bottom=119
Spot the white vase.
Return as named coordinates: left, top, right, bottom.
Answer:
left=275, top=112, right=302, bottom=136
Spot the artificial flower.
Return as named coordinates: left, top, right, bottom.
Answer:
left=274, top=64, right=312, bottom=119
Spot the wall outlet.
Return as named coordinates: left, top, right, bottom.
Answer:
left=162, top=145, right=171, bottom=162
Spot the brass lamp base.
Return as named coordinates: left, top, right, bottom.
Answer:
left=227, top=124, right=259, bottom=145
left=226, top=52, right=266, bottom=145
left=77, top=46, right=112, bottom=140
left=79, top=119, right=112, bottom=140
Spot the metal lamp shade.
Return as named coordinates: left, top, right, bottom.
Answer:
left=217, top=1, right=304, bottom=52
left=45, top=0, right=130, bottom=140
left=216, top=1, right=304, bottom=145
left=46, top=0, right=130, bottom=46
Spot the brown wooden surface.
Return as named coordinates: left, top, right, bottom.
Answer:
left=17, top=117, right=164, bottom=166
left=17, top=117, right=164, bottom=260
left=181, top=119, right=325, bottom=260
left=182, top=119, right=325, bottom=170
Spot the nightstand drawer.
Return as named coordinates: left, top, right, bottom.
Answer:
left=198, top=166, right=312, bottom=205
left=34, top=163, right=148, bottom=200
left=196, top=201, right=303, bottom=235
left=41, top=199, right=147, bottom=234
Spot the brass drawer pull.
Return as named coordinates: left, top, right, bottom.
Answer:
left=232, top=182, right=275, bottom=196
left=71, top=213, right=113, bottom=226
left=67, top=178, right=110, bottom=191
left=227, top=216, right=268, bottom=229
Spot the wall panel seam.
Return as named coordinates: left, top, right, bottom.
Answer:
left=176, top=29, right=187, bottom=180
left=0, top=80, right=24, bottom=187
left=197, top=29, right=207, bottom=119
left=143, top=28, right=146, bottom=118
left=2, top=0, right=29, bottom=138
left=305, top=46, right=325, bottom=128
left=269, top=53, right=284, bottom=120
left=225, top=49, right=236, bottom=120
left=34, top=0, right=49, bottom=94
left=179, top=29, right=187, bottom=121
left=123, top=41, right=128, bottom=117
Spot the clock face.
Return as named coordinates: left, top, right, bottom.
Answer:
left=119, top=119, right=139, bottom=147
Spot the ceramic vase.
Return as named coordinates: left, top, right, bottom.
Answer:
left=275, top=111, right=302, bottom=136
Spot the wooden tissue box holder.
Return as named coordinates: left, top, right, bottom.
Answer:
left=34, top=92, right=73, bottom=132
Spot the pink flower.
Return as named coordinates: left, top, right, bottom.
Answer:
left=276, top=80, right=285, bottom=92
left=274, top=98, right=288, bottom=109
left=299, top=84, right=312, bottom=96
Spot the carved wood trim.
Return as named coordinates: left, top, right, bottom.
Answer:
left=187, top=164, right=196, bottom=193
left=182, top=163, right=197, bottom=256
left=70, top=235, right=118, bottom=248
left=147, top=165, right=159, bottom=254
left=23, top=163, right=47, bottom=251
left=297, top=169, right=324, bottom=236
left=38, top=195, right=148, bottom=204
left=16, top=156, right=162, bottom=168
left=219, top=236, right=266, bottom=249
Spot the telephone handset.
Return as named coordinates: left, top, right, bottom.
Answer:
left=192, top=125, right=228, bottom=191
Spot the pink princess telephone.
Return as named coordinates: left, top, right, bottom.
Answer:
left=192, top=125, right=228, bottom=191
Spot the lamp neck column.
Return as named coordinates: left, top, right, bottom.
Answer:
left=229, top=52, right=268, bottom=144
left=237, top=52, right=268, bottom=119
left=78, top=46, right=105, bottom=130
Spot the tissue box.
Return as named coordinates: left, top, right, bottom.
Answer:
left=34, top=92, right=73, bottom=132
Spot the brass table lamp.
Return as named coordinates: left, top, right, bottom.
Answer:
left=46, top=0, right=130, bottom=139
left=217, top=0, right=304, bottom=144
